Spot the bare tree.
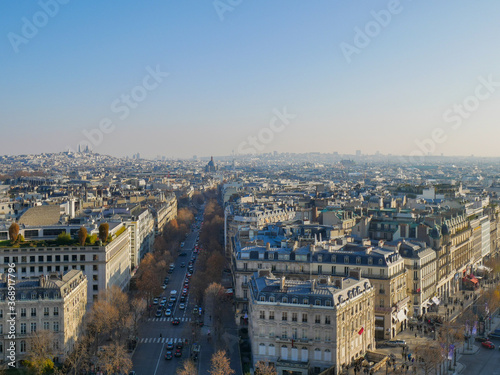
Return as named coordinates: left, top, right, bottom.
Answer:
left=130, top=297, right=147, bottom=337
left=96, top=343, right=132, bottom=375
left=176, top=359, right=198, bottom=375
left=209, top=350, right=235, bottom=375
left=414, top=343, right=443, bottom=375
left=24, top=330, right=56, bottom=375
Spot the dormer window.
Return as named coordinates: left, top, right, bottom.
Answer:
left=368, top=257, right=373, bottom=265
left=332, top=255, right=336, bottom=262
left=356, top=257, right=361, bottom=264
left=344, top=256, right=349, bottom=264
left=378, top=258, right=383, bottom=265
left=282, top=297, right=288, bottom=303
left=318, top=255, right=323, bottom=262
left=292, top=298, right=298, bottom=304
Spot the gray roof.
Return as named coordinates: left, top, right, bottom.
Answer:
left=19, top=205, right=61, bottom=226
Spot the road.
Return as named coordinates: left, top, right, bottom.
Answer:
left=132, top=207, right=205, bottom=375
left=456, top=339, right=500, bottom=375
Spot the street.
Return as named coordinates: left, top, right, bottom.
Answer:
left=131, top=210, right=204, bottom=375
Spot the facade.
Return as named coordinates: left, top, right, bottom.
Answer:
left=234, top=239, right=408, bottom=340
left=0, top=224, right=131, bottom=307
left=392, top=240, right=437, bottom=316
left=248, top=270, right=375, bottom=375
left=0, top=270, right=87, bottom=366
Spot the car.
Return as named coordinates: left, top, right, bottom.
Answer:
left=165, top=309, right=172, bottom=317
left=168, top=268, right=173, bottom=274
left=166, top=342, right=174, bottom=350
left=172, top=318, right=180, bottom=325
left=153, top=298, right=159, bottom=305
left=162, top=284, right=167, bottom=289
left=165, top=351, right=173, bottom=360
left=386, top=340, right=406, bottom=347
left=167, top=301, right=174, bottom=308
left=164, top=277, right=170, bottom=283
left=482, top=341, right=495, bottom=349
left=181, top=262, right=185, bottom=268
left=181, top=242, right=185, bottom=248
left=174, top=348, right=182, bottom=357
left=179, top=303, right=185, bottom=310
left=180, top=296, right=186, bottom=302
left=155, top=309, right=163, bottom=317
left=176, top=342, right=184, bottom=349
left=488, top=333, right=500, bottom=340
left=160, top=300, right=166, bottom=307
left=475, top=336, right=489, bottom=342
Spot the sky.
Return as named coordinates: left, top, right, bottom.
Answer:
left=1, top=1, right=500, bottom=159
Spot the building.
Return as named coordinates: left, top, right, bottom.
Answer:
left=234, top=238, right=408, bottom=340
left=0, top=270, right=87, bottom=366
left=248, top=270, right=375, bottom=375
left=0, top=223, right=131, bottom=307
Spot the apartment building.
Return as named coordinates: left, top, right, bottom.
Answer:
left=0, top=270, right=87, bottom=366
left=248, top=270, right=375, bottom=375
left=234, top=238, right=408, bottom=340
left=0, top=223, right=131, bottom=307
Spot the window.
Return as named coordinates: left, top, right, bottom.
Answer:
left=315, top=299, right=321, bottom=306
left=282, top=312, right=288, bottom=321
left=380, top=269, right=385, bottom=276
left=47, top=266, right=52, bottom=272
left=302, top=313, right=308, bottom=323
left=315, top=330, right=321, bottom=341
left=0, top=324, right=2, bottom=334
left=72, top=255, right=77, bottom=262
left=0, top=341, right=2, bottom=353
left=379, top=299, right=384, bottom=308
left=281, top=327, right=288, bottom=339
left=292, top=298, right=298, bottom=304
left=64, top=255, right=69, bottom=262
left=93, top=265, right=98, bottom=271
left=315, top=315, right=321, bottom=324
left=53, top=340, right=59, bottom=350
left=55, top=255, right=60, bottom=262
left=269, top=296, right=275, bottom=302
left=38, top=255, right=44, bottom=262
left=47, top=255, right=52, bottom=262
left=21, top=323, right=26, bottom=334
left=243, top=263, right=248, bottom=271
left=20, top=340, right=26, bottom=353
left=53, top=321, right=59, bottom=332
left=93, top=285, right=98, bottom=291
left=368, top=257, right=373, bottom=265
left=21, top=308, right=26, bottom=317
left=292, top=313, right=298, bottom=322
left=31, top=322, right=36, bottom=332
left=30, top=256, right=35, bottom=262
left=260, top=296, right=265, bottom=302
left=325, top=315, right=331, bottom=325
left=282, top=297, right=288, bottom=303
left=54, top=307, right=59, bottom=316
left=378, top=258, right=383, bottom=265
left=38, top=266, right=43, bottom=272
left=292, top=328, right=298, bottom=339
left=303, top=298, right=309, bottom=304
left=0, top=309, right=3, bottom=318
left=325, top=331, right=331, bottom=342
left=344, top=256, right=349, bottom=263
left=43, top=322, right=50, bottom=330
left=3, top=257, right=9, bottom=264
left=269, top=311, right=274, bottom=320
left=260, top=311, right=265, bottom=319
left=258, top=263, right=262, bottom=269
left=317, top=265, right=322, bottom=274
left=80, top=255, right=85, bottom=261
left=55, top=266, right=60, bottom=272
left=356, top=257, right=361, bottom=264
left=30, top=266, right=35, bottom=273
left=31, top=307, right=36, bottom=317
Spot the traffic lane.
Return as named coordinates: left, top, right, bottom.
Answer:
left=458, top=342, right=500, bottom=375
left=131, top=340, right=163, bottom=374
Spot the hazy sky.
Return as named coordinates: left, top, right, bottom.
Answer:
left=2, top=1, right=500, bottom=159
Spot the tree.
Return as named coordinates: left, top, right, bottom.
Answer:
left=177, top=359, right=198, bottom=375
left=56, top=231, right=72, bottom=245
left=130, top=297, right=147, bottom=338
left=99, top=222, right=109, bottom=243
left=8, top=222, right=19, bottom=242
left=136, top=253, right=163, bottom=303
left=209, top=350, right=234, bottom=375
left=78, top=226, right=88, bottom=246
left=255, top=361, right=277, bottom=375
left=24, top=330, right=55, bottom=375
left=414, top=343, right=443, bottom=375
left=96, top=343, right=132, bottom=375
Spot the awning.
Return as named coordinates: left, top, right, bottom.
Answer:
left=432, top=297, right=440, bottom=305
left=469, top=278, right=478, bottom=284
left=397, top=310, right=407, bottom=322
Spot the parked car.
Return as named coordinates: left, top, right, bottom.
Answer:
left=386, top=340, right=406, bottom=347
left=153, top=298, right=159, bottom=305
left=482, top=341, right=495, bottom=349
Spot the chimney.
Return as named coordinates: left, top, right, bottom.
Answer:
left=349, top=267, right=361, bottom=280
left=266, top=242, right=271, bottom=251
left=333, top=276, right=343, bottom=289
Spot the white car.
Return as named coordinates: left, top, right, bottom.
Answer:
left=165, top=309, right=172, bottom=317
left=153, top=298, right=159, bottom=305
left=179, top=303, right=185, bottom=310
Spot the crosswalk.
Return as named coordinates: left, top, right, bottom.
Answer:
left=147, top=317, right=192, bottom=322
left=138, top=337, right=186, bottom=344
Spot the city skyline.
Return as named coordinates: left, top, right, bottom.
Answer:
left=2, top=1, right=500, bottom=159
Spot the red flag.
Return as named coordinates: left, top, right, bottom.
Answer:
left=291, top=339, right=294, bottom=348
left=358, top=327, right=364, bottom=335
